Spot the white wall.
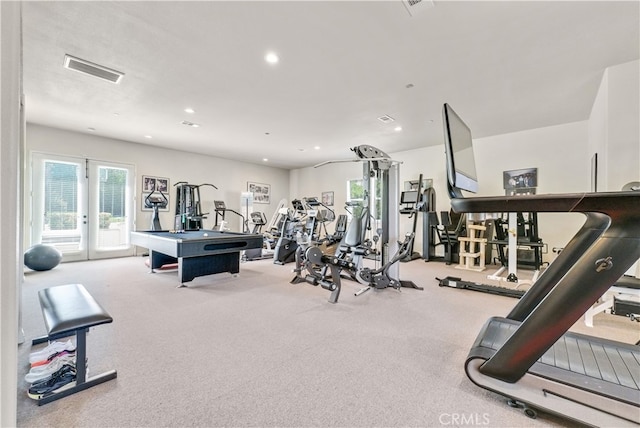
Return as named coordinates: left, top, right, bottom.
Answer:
left=588, top=68, right=609, bottom=190
left=589, top=59, right=640, bottom=192
left=473, top=121, right=589, bottom=258
left=290, top=60, right=640, bottom=266
left=289, top=145, right=447, bottom=257
left=588, top=59, right=640, bottom=277
left=0, top=2, right=21, bottom=426
left=25, top=124, right=290, bottom=241
left=290, top=121, right=590, bottom=263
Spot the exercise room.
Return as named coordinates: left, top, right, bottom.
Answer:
left=1, top=1, right=639, bottom=427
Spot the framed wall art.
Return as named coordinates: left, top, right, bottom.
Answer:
left=248, top=181, right=271, bottom=204
left=321, top=191, right=334, bottom=206
left=142, top=175, right=169, bottom=193
left=142, top=175, right=170, bottom=210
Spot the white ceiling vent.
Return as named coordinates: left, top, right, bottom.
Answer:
left=64, top=55, right=124, bottom=84
left=402, top=0, right=435, bottom=17
left=377, top=115, right=395, bottom=123
left=181, top=120, right=200, bottom=128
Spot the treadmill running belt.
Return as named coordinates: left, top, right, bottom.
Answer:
left=475, top=317, right=640, bottom=404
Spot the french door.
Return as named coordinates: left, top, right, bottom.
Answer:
left=31, top=153, right=135, bottom=261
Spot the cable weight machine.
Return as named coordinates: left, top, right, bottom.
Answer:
left=173, top=182, right=218, bottom=231
left=291, top=144, right=423, bottom=303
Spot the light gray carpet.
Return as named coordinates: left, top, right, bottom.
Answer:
left=16, top=255, right=639, bottom=427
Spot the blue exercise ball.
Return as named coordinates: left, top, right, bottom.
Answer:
left=24, top=244, right=62, bottom=271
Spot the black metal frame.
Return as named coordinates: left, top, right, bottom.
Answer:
left=32, top=284, right=117, bottom=405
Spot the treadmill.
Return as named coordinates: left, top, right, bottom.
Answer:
left=441, top=103, right=640, bottom=426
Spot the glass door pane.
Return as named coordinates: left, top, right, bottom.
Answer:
left=31, top=153, right=88, bottom=262
left=88, top=160, right=135, bottom=259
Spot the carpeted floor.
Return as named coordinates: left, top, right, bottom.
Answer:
left=16, top=255, right=639, bottom=427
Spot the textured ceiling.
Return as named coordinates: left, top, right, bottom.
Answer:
left=22, top=1, right=640, bottom=169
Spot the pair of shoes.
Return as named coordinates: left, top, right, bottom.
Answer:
left=29, top=340, right=76, bottom=364
left=25, top=354, right=76, bottom=384
left=31, top=349, right=76, bottom=368
left=27, top=364, right=77, bottom=400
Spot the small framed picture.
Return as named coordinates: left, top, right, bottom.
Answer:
left=143, top=175, right=169, bottom=193
left=156, top=177, right=169, bottom=193
left=322, top=191, right=334, bottom=206
left=142, top=176, right=156, bottom=192
left=142, top=175, right=170, bottom=210
left=248, top=182, right=271, bottom=204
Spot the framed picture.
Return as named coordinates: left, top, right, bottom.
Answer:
left=142, top=175, right=169, bottom=193
left=142, top=175, right=170, bottom=210
left=503, top=167, right=537, bottom=196
left=248, top=182, right=271, bottom=204
left=321, top=191, right=334, bottom=206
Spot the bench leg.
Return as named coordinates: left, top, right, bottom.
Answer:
left=76, top=328, right=88, bottom=383
left=37, top=370, right=118, bottom=405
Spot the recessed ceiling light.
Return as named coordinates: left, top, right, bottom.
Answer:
left=265, top=52, right=279, bottom=64
left=184, top=108, right=195, bottom=114
left=394, top=126, right=402, bottom=132
left=144, top=135, right=153, bottom=139
left=314, top=146, right=320, bottom=150
left=263, top=158, right=269, bottom=162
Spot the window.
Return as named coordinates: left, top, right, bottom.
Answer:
left=346, top=177, right=381, bottom=220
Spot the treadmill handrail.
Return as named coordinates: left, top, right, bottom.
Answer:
left=451, top=191, right=640, bottom=383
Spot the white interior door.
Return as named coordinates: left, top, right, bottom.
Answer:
left=31, top=153, right=135, bottom=261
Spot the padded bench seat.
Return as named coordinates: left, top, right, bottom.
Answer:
left=31, top=284, right=117, bottom=405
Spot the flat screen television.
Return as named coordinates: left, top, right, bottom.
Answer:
left=442, top=103, right=478, bottom=197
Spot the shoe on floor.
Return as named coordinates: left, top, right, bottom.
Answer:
left=29, top=364, right=76, bottom=387
left=30, top=349, right=76, bottom=368
left=25, top=355, right=76, bottom=384
left=29, top=340, right=76, bottom=364
left=27, top=366, right=76, bottom=400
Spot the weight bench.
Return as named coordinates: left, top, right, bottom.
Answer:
left=31, top=284, right=117, bottom=405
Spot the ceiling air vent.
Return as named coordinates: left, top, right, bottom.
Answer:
left=63, top=55, right=124, bottom=84
left=377, top=115, right=395, bottom=124
left=401, top=0, right=435, bottom=17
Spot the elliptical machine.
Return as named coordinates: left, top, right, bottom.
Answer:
left=144, top=186, right=168, bottom=230
left=273, top=199, right=307, bottom=265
